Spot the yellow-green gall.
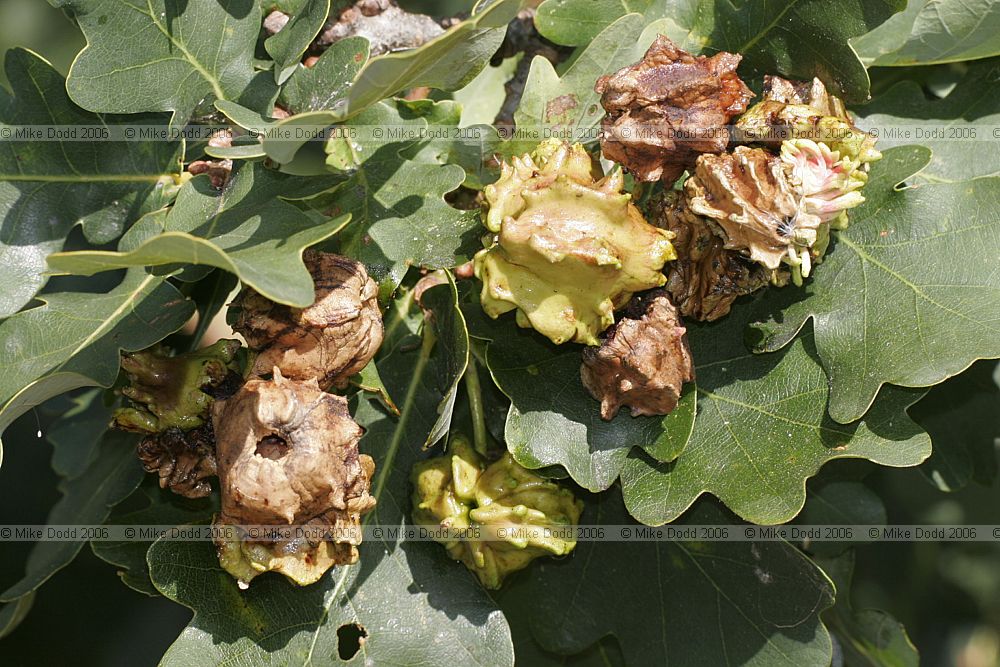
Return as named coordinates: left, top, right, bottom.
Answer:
left=214, top=517, right=356, bottom=588
left=474, top=140, right=676, bottom=345
left=735, top=101, right=881, bottom=166
left=411, top=434, right=584, bottom=589
left=112, top=339, right=242, bottom=434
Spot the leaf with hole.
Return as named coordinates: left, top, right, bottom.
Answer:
left=147, top=278, right=514, bottom=666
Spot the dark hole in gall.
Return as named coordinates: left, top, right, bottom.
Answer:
left=337, top=622, right=368, bottom=660
left=255, top=434, right=289, bottom=460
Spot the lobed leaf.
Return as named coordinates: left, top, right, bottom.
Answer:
left=533, top=0, right=904, bottom=101
left=47, top=163, right=347, bottom=307
left=752, top=145, right=1000, bottom=424
left=65, top=0, right=278, bottom=127
left=856, top=59, right=1000, bottom=182
left=0, top=48, right=182, bottom=318
left=499, top=495, right=836, bottom=666
left=618, top=303, right=931, bottom=526
left=148, top=279, right=514, bottom=666
left=853, top=0, right=1000, bottom=67
left=302, top=103, right=478, bottom=295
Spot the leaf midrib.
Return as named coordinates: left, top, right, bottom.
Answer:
left=0, top=173, right=167, bottom=183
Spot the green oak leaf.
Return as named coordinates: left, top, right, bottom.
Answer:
left=533, top=0, right=904, bottom=101
left=147, top=279, right=514, bottom=666
left=0, top=428, right=144, bottom=602
left=498, top=495, right=836, bottom=667
left=511, top=15, right=669, bottom=153
left=0, top=221, right=195, bottom=453
left=279, top=36, right=370, bottom=115
left=261, top=0, right=517, bottom=164
left=46, top=163, right=347, bottom=307
left=618, top=299, right=931, bottom=526
left=794, top=481, right=887, bottom=557
left=0, top=48, right=182, bottom=318
left=752, top=145, right=1000, bottom=424
left=47, top=390, right=109, bottom=479
left=303, top=103, right=478, bottom=295
left=453, top=54, right=520, bottom=127
left=853, top=0, right=1000, bottom=67
left=815, top=551, right=919, bottom=666
left=93, top=483, right=216, bottom=596
left=856, top=59, right=1000, bottom=182
left=264, top=0, right=330, bottom=84
left=343, top=0, right=518, bottom=113
left=912, top=360, right=1000, bottom=491
left=419, top=276, right=470, bottom=449
left=65, top=0, right=278, bottom=127
left=533, top=0, right=652, bottom=46
left=0, top=593, right=34, bottom=640
left=396, top=98, right=500, bottom=189
left=461, top=281, right=697, bottom=493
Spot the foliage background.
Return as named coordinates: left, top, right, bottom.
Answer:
left=0, top=0, right=997, bottom=665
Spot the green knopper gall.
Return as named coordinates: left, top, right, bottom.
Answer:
left=411, top=434, right=584, bottom=589
left=474, top=139, right=676, bottom=345
left=735, top=76, right=881, bottom=167
left=112, top=339, right=242, bottom=434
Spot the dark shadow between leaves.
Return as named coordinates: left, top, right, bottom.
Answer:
left=342, top=394, right=503, bottom=632
left=461, top=299, right=682, bottom=464
left=497, top=489, right=834, bottom=665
